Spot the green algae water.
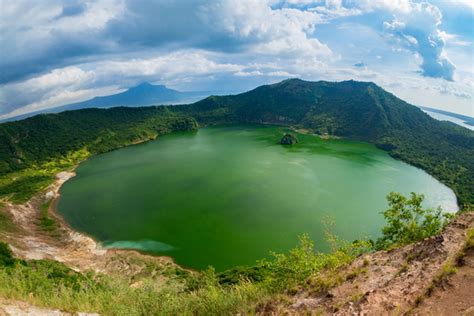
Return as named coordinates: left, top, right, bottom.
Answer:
left=58, top=126, right=458, bottom=271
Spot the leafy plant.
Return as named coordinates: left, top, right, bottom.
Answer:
left=375, top=192, right=452, bottom=250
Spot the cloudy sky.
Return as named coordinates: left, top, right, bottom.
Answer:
left=0, top=0, right=473, bottom=119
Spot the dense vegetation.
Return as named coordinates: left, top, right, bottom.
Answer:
left=0, top=192, right=454, bottom=314
left=0, top=79, right=471, bottom=313
left=0, top=78, right=472, bottom=206
left=0, top=107, right=197, bottom=202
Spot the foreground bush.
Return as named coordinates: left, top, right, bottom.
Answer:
left=375, top=192, right=453, bottom=250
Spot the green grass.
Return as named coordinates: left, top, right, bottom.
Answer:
left=0, top=242, right=270, bottom=315
left=0, top=149, right=90, bottom=204
left=38, top=199, right=60, bottom=237
left=0, top=263, right=267, bottom=314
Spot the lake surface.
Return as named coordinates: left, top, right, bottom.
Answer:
left=58, top=126, right=458, bottom=271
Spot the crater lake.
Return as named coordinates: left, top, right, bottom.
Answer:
left=57, top=126, right=458, bottom=271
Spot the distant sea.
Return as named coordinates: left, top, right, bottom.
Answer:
left=422, top=109, right=474, bottom=131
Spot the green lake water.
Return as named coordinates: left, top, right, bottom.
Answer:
left=57, top=126, right=458, bottom=271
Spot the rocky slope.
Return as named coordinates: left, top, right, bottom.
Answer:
left=281, top=211, right=474, bottom=315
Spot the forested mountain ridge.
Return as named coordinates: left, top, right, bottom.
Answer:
left=178, top=79, right=465, bottom=140
left=0, top=79, right=473, bottom=206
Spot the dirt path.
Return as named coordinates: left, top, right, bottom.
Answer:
left=0, top=298, right=88, bottom=316
left=410, top=246, right=474, bottom=315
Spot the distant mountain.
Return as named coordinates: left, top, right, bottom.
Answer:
left=57, top=82, right=207, bottom=111
left=1, top=79, right=473, bottom=206
left=2, top=83, right=207, bottom=122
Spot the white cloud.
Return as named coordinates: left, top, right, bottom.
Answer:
left=97, top=51, right=243, bottom=79
left=199, top=0, right=332, bottom=58
left=235, top=70, right=264, bottom=77
left=383, top=1, right=456, bottom=80
left=443, top=0, right=474, bottom=9
left=0, top=0, right=125, bottom=84
left=353, top=0, right=412, bottom=13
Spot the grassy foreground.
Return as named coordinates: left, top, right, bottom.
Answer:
left=0, top=236, right=370, bottom=315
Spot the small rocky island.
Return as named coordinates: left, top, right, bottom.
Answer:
left=280, top=133, right=298, bottom=145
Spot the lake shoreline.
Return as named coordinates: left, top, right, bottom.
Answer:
left=56, top=125, right=459, bottom=270
left=1, top=125, right=461, bottom=273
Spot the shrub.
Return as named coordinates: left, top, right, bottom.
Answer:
left=264, top=234, right=371, bottom=292
left=375, top=192, right=452, bottom=250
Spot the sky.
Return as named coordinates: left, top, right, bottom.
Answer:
left=0, top=0, right=473, bottom=120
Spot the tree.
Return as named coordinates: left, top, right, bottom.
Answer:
left=375, top=192, right=452, bottom=250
